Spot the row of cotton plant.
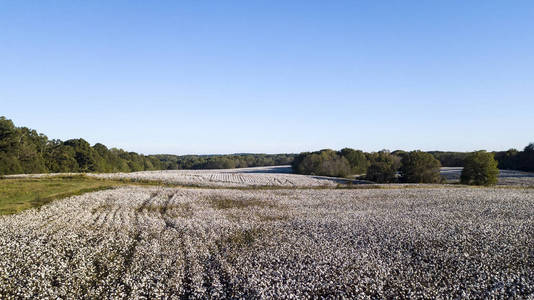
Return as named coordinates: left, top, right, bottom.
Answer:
left=87, top=168, right=340, bottom=187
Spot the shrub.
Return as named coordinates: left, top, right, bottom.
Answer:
left=460, top=151, right=499, bottom=186
left=399, top=151, right=442, bottom=183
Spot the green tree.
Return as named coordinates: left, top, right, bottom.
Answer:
left=399, top=150, right=442, bottom=183
left=521, top=143, right=534, bottom=171
left=64, top=139, right=98, bottom=172
left=494, top=149, right=520, bottom=170
left=0, top=117, right=19, bottom=154
left=17, top=127, right=47, bottom=173
left=340, top=148, right=369, bottom=174
left=0, top=118, right=48, bottom=174
left=0, top=153, right=22, bottom=175
left=292, top=150, right=351, bottom=177
left=317, top=150, right=351, bottom=177
left=294, top=153, right=321, bottom=175
left=366, top=162, right=396, bottom=183
left=460, top=151, right=499, bottom=186
left=46, top=144, right=79, bottom=172
left=366, top=151, right=397, bottom=183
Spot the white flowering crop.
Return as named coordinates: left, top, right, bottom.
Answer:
left=1, top=186, right=533, bottom=298
left=88, top=166, right=341, bottom=187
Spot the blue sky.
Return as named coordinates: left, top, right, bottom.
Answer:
left=1, top=1, right=533, bottom=154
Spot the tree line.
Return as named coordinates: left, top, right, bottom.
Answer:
left=0, top=117, right=163, bottom=175
left=494, top=144, right=534, bottom=172
left=153, top=153, right=295, bottom=170
left=292, top=147, right=512, bottom=185
left=428, top=146, right=534, bottom=172
left=0, top=117, right=295, bottom=175
left=292, top=148, right=439, bottom=183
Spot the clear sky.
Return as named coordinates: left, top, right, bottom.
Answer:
left=1, top=1, right=533, bottom=155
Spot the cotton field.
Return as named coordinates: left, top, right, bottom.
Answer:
left=88, top=166, right=343, bottom=187
left=89, top=166, right=534, bottom=187
left=1, top=186, right=533, bottom=298
left=8, top=166, right=534, bottom=187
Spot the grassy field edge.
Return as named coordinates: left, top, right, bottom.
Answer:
left=0, top=175, right=123, bottom=215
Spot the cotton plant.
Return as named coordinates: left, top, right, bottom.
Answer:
left=0, top=186, right=533, bottom=298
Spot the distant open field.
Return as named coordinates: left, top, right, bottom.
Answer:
left=1, top=186, right=532, bottom=298
left=90, top=166, right=534, bottom=187
left=88, top=166, right=345, bottom=187
left=5, top=166, right=341, bottom=187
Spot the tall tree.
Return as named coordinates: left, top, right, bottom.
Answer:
left=461, top=151, right=499, bottom=186
left=399, top=151, right=442, bottom=183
